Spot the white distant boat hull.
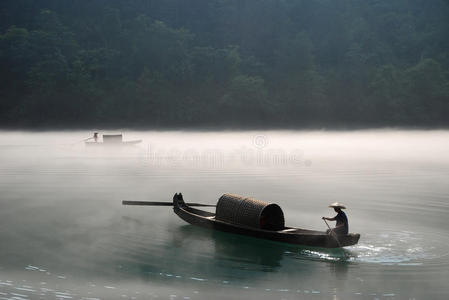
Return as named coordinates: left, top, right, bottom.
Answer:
left=85, top=140, right=142, bottom=146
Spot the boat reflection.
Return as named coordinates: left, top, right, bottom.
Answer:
left=115, top=215, right=352, bottom=285
left=171, top=225, right=352, bottom=271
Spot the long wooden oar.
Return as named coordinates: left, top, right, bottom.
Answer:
left=69, top=136, right=94, bottom=146
left=122, top=200, right=216, bottom=207
left=323, top=219, right=342, bottom=248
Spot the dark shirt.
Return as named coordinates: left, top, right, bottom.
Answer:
left=335, top=211, right=349, bottom=235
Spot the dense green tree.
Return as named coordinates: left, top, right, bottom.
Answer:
left=403, top=59, right=449, bottom=124
left=0, top=0, right=448, bottom=128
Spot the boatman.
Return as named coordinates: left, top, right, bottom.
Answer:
left=322, top=202, right=348, bottom=235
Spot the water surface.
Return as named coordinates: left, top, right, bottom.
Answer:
left=1, top=130, right=448, bottom=299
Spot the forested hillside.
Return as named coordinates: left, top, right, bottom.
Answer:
left=1, top=0, right=449, bottom=128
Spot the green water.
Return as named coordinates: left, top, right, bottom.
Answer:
left=1, top=130, right=448, bottom=299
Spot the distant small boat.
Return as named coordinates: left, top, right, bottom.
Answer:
left=85, top=134, right=142, bottom=146
left=172, top=193, right=360, bottom=248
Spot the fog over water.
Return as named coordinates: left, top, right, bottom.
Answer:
left=1, top=130, right=449, bottom=299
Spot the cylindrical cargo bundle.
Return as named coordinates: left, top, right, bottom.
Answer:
left=215, top=194, right=285, bottom=230
left=103, top=134, right=123, bottom=143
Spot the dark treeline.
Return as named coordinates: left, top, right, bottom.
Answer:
left=1, top=0, right=449, bottom=128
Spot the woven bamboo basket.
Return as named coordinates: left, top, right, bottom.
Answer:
left=215, top=194, right=284, bottom=230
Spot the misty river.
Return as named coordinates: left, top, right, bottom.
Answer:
left=1, top=130, right=448, bottom=299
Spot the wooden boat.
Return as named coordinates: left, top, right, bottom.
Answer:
left=85, top=134, right=141, bottom=147
left=172, top=193, right=360, bottom=248
left=85, top=140, right=142, bottom=146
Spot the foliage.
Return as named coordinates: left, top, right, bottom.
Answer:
left=0, top=0, right=448, bottom=128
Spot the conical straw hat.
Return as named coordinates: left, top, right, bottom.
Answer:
left=328, top=202, right=346, bottom=209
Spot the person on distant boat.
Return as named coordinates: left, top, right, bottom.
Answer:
left=93, top=132, right=98, bottom=142
left=322, top=202, right=348, bottom=235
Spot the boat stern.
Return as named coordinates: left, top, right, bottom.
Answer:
left=340, top=233, right=361, bottom=247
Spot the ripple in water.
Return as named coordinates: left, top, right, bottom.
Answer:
left=280, top=229, right=449, bottom=266
left=349, top=230, right=449, bottom=265
left=284, top=247, right=350, bottom=262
